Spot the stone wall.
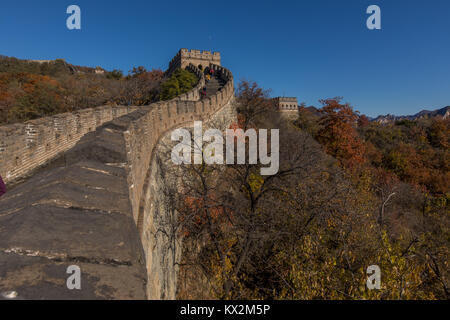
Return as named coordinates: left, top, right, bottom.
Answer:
left=0, top=105, right=137, bottom=183
left=125, top=63, right=234, bottom=232
left=0, top=60, right=216, bottom=185
left=140, top=95, right=236, bottom=299
left=123, top=63, right=234, bottom=298
left=0, top=58, right=235, bottom=299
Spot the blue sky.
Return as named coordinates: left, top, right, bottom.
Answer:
left=1, top=0, right=449, bottom=117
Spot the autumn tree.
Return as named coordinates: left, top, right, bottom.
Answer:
left=358, top=114, right=370, bottom=128
left=160, top=68, right=198, bottom=101
left=315, top=98, right=366, bottom=169
left=120, top=68, right=163, bottom=105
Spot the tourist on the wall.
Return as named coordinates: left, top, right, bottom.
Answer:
left=0, top=175, right=6, bottom=197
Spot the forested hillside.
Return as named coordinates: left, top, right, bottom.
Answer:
left=296, top=100, right=449, bottom=195
left=176, top=83, right=449, bottom=300
left=0, top=56, right=198, bottom=125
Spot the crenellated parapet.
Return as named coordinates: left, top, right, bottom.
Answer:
left=123, top=61, right=234, bottom=298
left=127, top=62, right=234, bottom=233
left=0, top=105, right=137, bottom=183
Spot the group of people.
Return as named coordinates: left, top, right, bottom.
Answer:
left=199, top=66, right=216, bottom=99
left=0, top=175, right=5, bottom=197
left=205, top=66, right=215, bottom=83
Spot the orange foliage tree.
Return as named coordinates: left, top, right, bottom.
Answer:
left=315, top=98, right=366, bottom=169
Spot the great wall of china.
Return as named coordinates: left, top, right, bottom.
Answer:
left=0, top=49, right=236, bottom=299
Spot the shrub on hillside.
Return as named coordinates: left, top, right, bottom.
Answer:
left=159, top=68, right=198, bottom=101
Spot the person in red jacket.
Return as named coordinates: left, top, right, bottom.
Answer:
left=0, top=175, right=6, bottom=197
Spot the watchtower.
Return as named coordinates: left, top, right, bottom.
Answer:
left=273, top=97, right=299, bottom=111
left=167, top=49, right=221, bottom=75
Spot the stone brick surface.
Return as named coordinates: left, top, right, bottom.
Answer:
left=0, top=52, right=236, bottom=300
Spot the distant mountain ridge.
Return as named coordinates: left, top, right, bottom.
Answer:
left=371, top=106, right=450, bottom=123
left=299, top=105, right=450, bottom=123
